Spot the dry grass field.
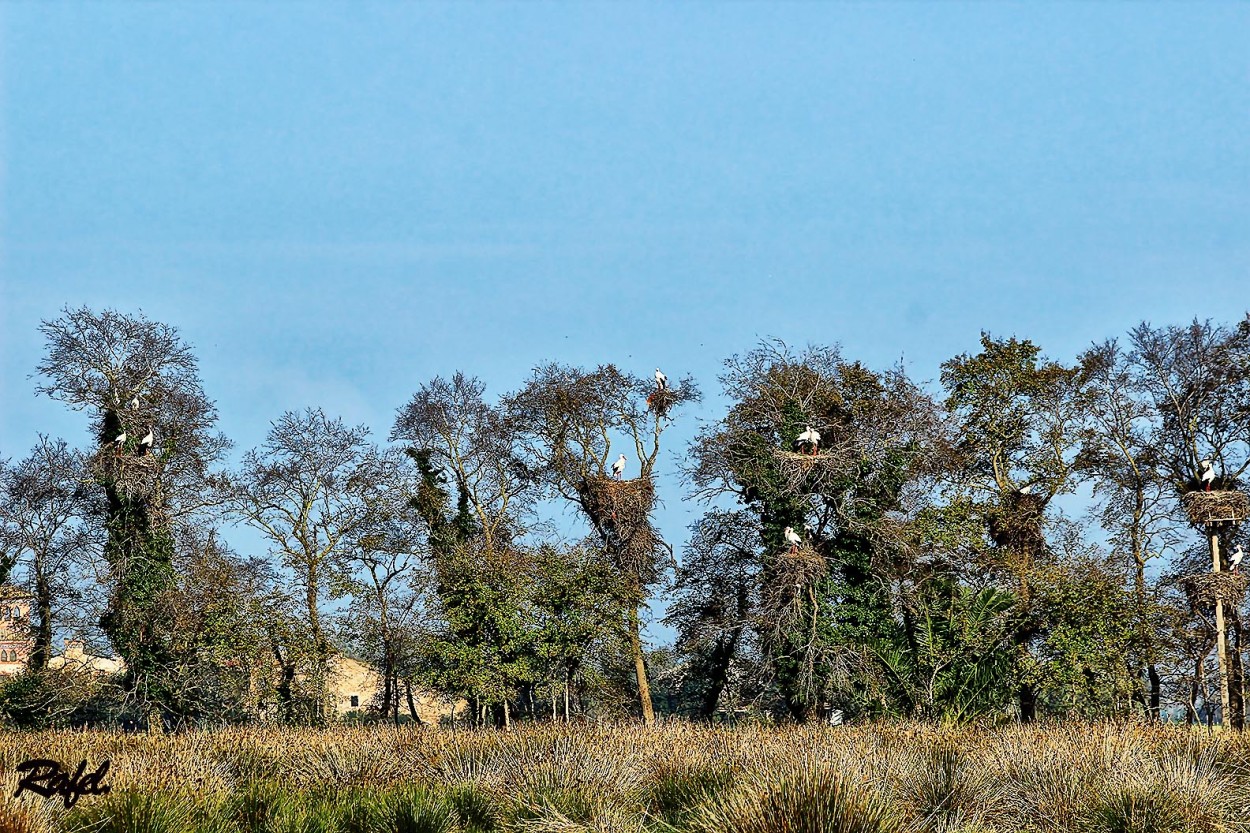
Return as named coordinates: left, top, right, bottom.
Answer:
left=0, top=721, right=1248, bottom=833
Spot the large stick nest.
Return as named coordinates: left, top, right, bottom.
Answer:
left=1182, top=490, right=1250, bottom=528
left=91, top=449, right=163, bottom=502
left=1180, top=571, right=1249, bottom=606
left=576, top=476, right=662, bottom=584
left=986, top=492, right=1046, bottom=556
left=758, top=545, right=827, bottom=636
left=768, top=448, right=855, bottom=496
left=646, top=388, right=680, bottom=418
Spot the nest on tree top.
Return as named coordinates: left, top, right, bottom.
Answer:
left=769, top=448, right=854, bottom=496
left=1182, top=490, right=1250, bottom=528
left=1180, top=571, right=1248, bottom=606
left=646, top=388, right=680, bottom=418
left=576, top=475, right=662, bottom=584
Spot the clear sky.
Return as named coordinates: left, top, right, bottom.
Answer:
left=1, top=3, right=1247, bottom=638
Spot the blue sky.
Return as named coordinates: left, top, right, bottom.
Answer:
left=2, top=3, right=1247, bottom=638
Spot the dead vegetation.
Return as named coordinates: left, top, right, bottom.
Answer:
left=2, top=722, right=1250, bottom=833
left=1183, top=490, right=1250, bottom=527
left=575, top=476, right=662, bottom=584
left=1181, top=571, right=1250, bottom=606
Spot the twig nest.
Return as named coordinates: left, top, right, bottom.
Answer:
left=986, top=493, right=1046, bottom=555
left=1181, top=571, right=1249, bottom=605
left=776, top=544, right=827, bottom=587
left=1182, top=490, right=1250, bottom=528
left=768, top=448, right=852, bottom=495
left=759, top=545, right=826, bottom=635
left=646, top=388, right=680, bottom=417
left=91, top=450, right=163, bottom=501
left=576, top=475, right=661, bottom=583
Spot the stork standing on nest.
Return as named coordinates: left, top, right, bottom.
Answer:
left=654, top=368, right=668, bottom=391
left=129, top=395, right=140, bottom=411
left=138, top=429, right=154, bottom=456
left=1200, top=459, right=1216, bottom=492
left=795, top=425, right=821, bottom=455
left=611, top=454, right=627, bottom=480
left=112, top=431, right=127, bottom=455
left=784, top=526, right=802, bottom=554
left=1232, top=544, right=1244, bottom=574
left=1017, top=483, right=1033, bottom=495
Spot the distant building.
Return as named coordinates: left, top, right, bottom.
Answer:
left=0, top=585, right=33, bottom=675
left=0, top=584, right=455, bottom=723
left=321, top=654, right=461, bottom=723
left=47, top=640, right=125, bottom=675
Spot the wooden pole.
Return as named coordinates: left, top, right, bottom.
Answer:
left=1212, top=531, right=1232, bottom=727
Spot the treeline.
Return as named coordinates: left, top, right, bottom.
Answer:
left=1, top=307, right=1248, bottom=730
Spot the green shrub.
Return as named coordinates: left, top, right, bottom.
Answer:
left=389, top=787, right=460, bottom=833
left=444, top=783, right=499, bottom=833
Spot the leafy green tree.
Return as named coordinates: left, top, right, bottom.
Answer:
left=529, top=542, right=629, bottom=721
left=941, top=333, right=1083, bottom=721
left=688, top=343, right=947, bottom=721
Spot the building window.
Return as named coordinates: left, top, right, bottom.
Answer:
left=1, top=651, right=9, bottom=662
left=350, top=695, right=359, bottom=708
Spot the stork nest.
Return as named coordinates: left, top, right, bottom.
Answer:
left=1180, top=571, right=1249, bottom=606
left=1182, top=490, right=1250, bottom=528
left=759, top=545, right=826, bottom=636
left=776, top=545, right=827, bottom=587
left=769, top=449, right=853, bottom=495
left=576, top=475, right=662, bottom=584
left=646, top=388, right=680, bottom=418
left=986, top=493, right=1046, bottom=557
left=91, top=449, right=163, bottom=502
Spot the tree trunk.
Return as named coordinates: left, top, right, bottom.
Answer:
left=1148, top=664, right=1162, bottom=720
left=1018, top=682, right=1037, bottom=723
left=30, top=570, right=53, bottom=671
left=1229, top=610, right=1245, bottom=730
left=404, top=679, right=424, bottom=725
left=698, top=634, right=739, bottom=721
left=628, top=607, right=655, bottom=724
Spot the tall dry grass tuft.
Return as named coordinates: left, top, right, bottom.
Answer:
left=0, top=721, right=1249, bottom=832
left=685, top=757, right=901, bottom=833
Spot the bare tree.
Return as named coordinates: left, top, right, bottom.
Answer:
left=227, top=408, right=393, bottom=723
left=1127, top=318, right=1250, bottom=728
left=34, top=307, right=229, bottom=719
left=391, top=373, right=534, bottom=553
left=509, top=363, right=700, bottom=724
left=1076, top=339, right=1184, bottom=717
left=0, top=437, right=95, bottom=670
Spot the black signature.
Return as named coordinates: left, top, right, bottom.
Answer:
left=13, top=759, right=111, bottom=808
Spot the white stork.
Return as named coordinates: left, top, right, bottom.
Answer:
left=1018, top=483, right=1033, bottom=495
left=1232, top=544, right=1244, bottom=574
left=129, top=396, right=140, bottom=411
left=655, top=368, right=669, bottom=391
left=1200, top=459, right=1216, bottom=492
left=784, top=526, right=803, bottom=554
left=796, top=425, right=821, bottom=455
left=611, top=454, right=627, bottom=480
left=138, top=429, right=154, bottom=456
left=112, top=431, right=127, bottom=453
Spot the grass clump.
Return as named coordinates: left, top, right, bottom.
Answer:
left=685, top=760, right=900, bottom=833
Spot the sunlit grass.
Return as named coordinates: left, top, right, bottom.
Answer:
left=1, top=721, right=1248, bottom=832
